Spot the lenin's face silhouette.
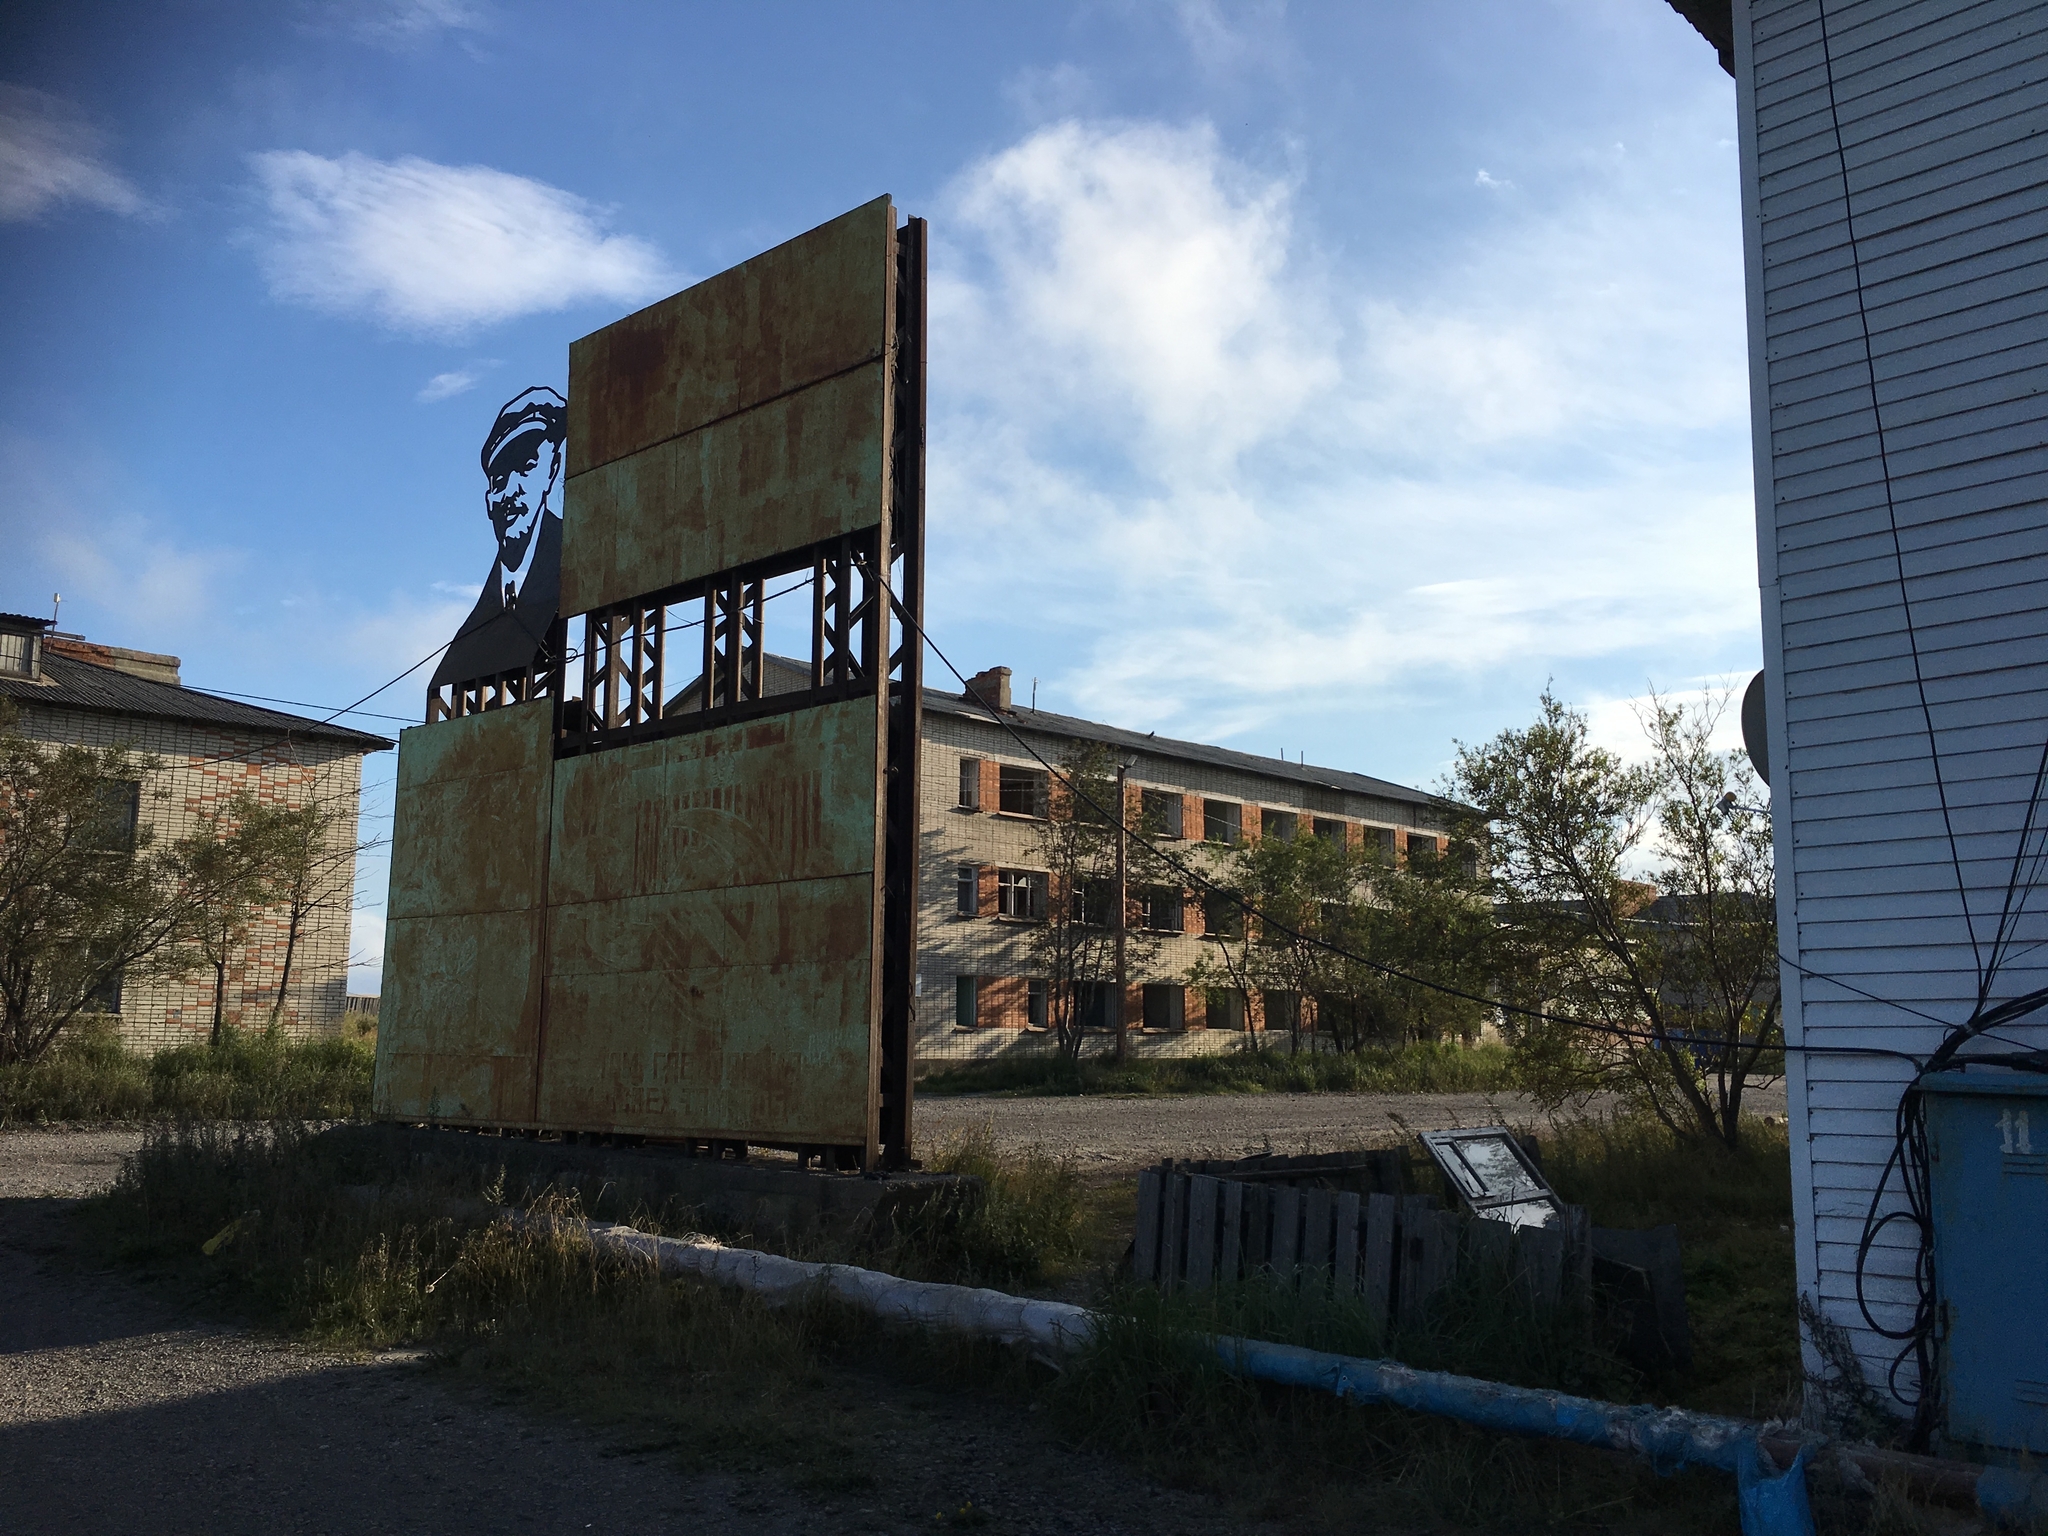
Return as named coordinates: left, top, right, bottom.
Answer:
left=486, top=425, right=560, bottom=575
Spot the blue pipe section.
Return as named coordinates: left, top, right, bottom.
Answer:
left=1212, top=1338, right=1819, bottom=1532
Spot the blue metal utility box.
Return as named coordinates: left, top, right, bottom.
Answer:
left=1923, top=1070, right=2048, bottom=1457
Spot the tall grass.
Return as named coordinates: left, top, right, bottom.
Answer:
left=0, top=1023, right=374, bottom=1124
left=919, top=1040, right=1517, bottom=1098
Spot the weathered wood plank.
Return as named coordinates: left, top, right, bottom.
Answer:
left=1363, top=1192, right=1395, bottom=1329
left=1270, top=1186, right=1302, bottom=1279
left=1186, top=1175, right=1221, bottom=1292
left=1160, top=1171, right=1186, bottom=1293
left=1303, top=1189, right=1334, bottom=1279
left=1220, top=1178, right=1245, bottom=1285
left=1134, top=1169, right=1162, bottom=1284
left=1334, top=1191, right=1361, bottom=1294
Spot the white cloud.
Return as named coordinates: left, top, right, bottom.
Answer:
left=0, top=85, right=147, bottom=223
left=349, top=0, right=489, bottom=46
left=246, top=150, right=675, bottom=333
left=1475, top=168, right=1512, bottom=190
left=927, top=109, right=1754, bottom=744
left=418, top=368, right=479, bottom=402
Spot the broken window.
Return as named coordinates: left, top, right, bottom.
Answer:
left=1312, top=817, right=1347, bottom=845
left=1417, top=1128, right=1564, bottom=1231
left=1261, top=808, right=1296, bottom=842
left=955, top=864, right=977, bottom=917
left=998, top=764, right=1047, bottom=817
left=955, top=975, right=979, bottom=1029
left=997, top=869, right=1047, bottom=920
left=1141, top=788, right=1184, bottom=839
left=1143, top=983, right=1185, bottom=1030
left=1027, top=978, right=1048, bottom=1029
left=1203, top=799, right=1241, bottom=844
left=958, top=757, right=981, bottom=810
left=1136, top=886, right=1184, bottom=932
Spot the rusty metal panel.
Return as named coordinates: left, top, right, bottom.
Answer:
left=537, top=882, right=875, bottom=1143
left=549, top=701, right=880, bottom=903
left=375, top=703, right=554, bottom=1125
left=537, top=698, right=884, bottom=1146
left=567, top=197, right=891, bottom=477
left=560, top=361, right=885, bottom=618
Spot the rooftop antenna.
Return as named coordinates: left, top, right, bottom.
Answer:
left=1031, top=677, right=1038, bottom=711
left=50, top=592, right=60, bottom=626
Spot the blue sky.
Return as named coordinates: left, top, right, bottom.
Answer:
left=1, top=1, right=1749, bottom=990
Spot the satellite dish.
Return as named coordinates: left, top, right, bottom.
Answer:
left=1741, top=669, right=1771, bottom=787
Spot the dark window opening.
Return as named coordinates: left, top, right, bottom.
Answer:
left=1262, top=990, right=1301, bottom=1032
left=1368, top=826, right=1398, bottom=861
left=955, top=975, right=979, bottom=1029
left=955, top=864, right=977, bottom=916
left=1076, top=981, right=1117, bottom=1031
left=1407, top=834, right=1440, bottom=867
left=1143, top=983, right=1185, bottom=1030
left=87, top=967, right=124, bottom=1015
left=1312, top=817, right=1347, bottom=845
left=92, top=781, right=142, bottom=855
left=1027, top=978, right=1048, bottom=1029
left=1141, top=788, right=1184, bottom=839
left=1261, top=808, right=1296, bottom=842
left=997, top=868, right=1047, bottom=920
left=1136, top=886, right=1183, bottom=932
left=1202, top=890, right=1244, bottom=940
left=958, top=757, right=982, bottom=809
left=1072, top=878, right=1114, bottom=928
left=1203, top=799, right=1241, bottom=844
left=1206, top=988, right=1246, bottom=1030
left=998, top=764, right=1048, bottom=817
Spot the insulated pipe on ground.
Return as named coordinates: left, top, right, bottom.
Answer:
left=551, top=1218, right=2046, bottom=1531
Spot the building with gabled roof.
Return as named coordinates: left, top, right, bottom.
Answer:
left=0, top=611, right=392, bottom=1048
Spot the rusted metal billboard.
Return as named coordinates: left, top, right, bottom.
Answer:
left=377, top=197, right=926, bottom=1168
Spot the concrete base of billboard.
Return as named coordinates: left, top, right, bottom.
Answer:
left=326, top=1123, right=972, bottom=1248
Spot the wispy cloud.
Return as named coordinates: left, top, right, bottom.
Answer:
left=1475, top=168, right=1512, bottom=190
left=246, top=150, right=675, bottom=333
left=418, top=368, right=479, bottom=401
left=0, top=85, right=148, bottom=223
left=349, top=0, right=489, bottom=47
left=928, top=109, right=1752, bottom=744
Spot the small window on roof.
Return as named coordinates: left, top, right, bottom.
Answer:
left=0, top=631, right=37, bottom=678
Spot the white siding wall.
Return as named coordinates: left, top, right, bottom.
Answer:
left=1736, top=0, right=2048, bottom=1413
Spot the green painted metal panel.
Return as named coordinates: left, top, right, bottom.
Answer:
left=566, top=196, right=891, bottom=478
left=536, top=698, right=884, bottom=1147
left=560, top=360, right=886, bottom=616
left=375, top=704, right=554, bottom=1125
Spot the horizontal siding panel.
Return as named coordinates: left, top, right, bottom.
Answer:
left=1764, top=188, right=2048, bottom=299
left=1768, top=355, right=2048, bottom=450
left=1782, top=687, right=2048, bottom=748
left=1758, top=44, right=2048, bottom=185
left=1759, top=135, right=2048, bottom=260
left=1777, top=517, right=2048, bottom=590
left=1780, top=578, right=2048, bottom=650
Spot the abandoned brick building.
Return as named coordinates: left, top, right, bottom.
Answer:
left=916, top=665, right=1450, bottom=1061
left=0, top=611, right=391, bottom=1049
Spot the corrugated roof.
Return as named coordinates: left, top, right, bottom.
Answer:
left=0, top=652, right=394, bottom=752
left=922, top=685, right=1442, bottom=810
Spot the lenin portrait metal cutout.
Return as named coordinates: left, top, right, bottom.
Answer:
left=429, top=386, right=566, bottom=692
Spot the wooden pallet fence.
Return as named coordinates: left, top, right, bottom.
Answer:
left=1133, top=1161, right=1591, bottom=1328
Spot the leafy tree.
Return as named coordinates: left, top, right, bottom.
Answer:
left=250, top=794, right=375, bottom=1032
left=1027, top=741, right=1161, bottom=1063
left=0, top=704, right=276, bottom=1064
left=1449, top=687, right=1779, bottom=1147
left=179, top=791, right=299, bottom=1047
left=1189, top=825, right=1490, bottom=1053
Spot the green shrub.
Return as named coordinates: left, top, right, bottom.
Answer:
left=919, top=1040, right=1517, bottom=1098
left=0, top=1024, right=374, bottom=1124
